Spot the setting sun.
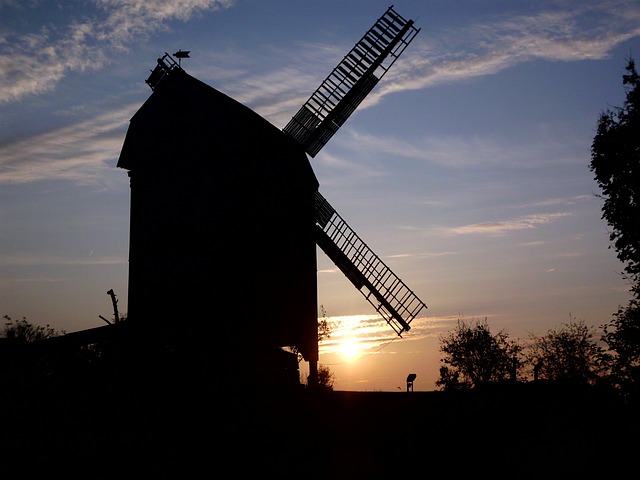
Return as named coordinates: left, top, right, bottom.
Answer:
left=339, top=338, right=361, bottom=360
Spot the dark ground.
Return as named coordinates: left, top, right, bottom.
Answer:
left=1, top=374, right=637, bottom=479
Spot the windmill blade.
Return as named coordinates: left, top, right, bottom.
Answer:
left=283, top=5, right=420, bottom=157
left=315, top=191, right=427, bottom=336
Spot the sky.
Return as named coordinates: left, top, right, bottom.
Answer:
left=1, top=0, right=639, bottom=392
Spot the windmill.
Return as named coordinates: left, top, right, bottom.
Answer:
left=117, top=5, right=426, bottom=387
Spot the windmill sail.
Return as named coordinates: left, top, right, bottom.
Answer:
left=315, top=191, right=427, bottom=336
left=283, top=5, right=420, bottom=157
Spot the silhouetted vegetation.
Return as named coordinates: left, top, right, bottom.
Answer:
left=591, top=57, right=640, bottom=401
left=436, top=317, right=522, bottom=390
left=315, top=364, right=335, bottom=390
left=602, top=300, right=640, bottom=399
left=289, top=304, right=332, bottom=364
left=2, top=315, right=64, bottom=342
left=591, top=57, right=640, bottom=298
left=526, top=318, right=607, bottom=385
left=1, top=312, right=637, bottom=478
left=436, top=316, right=610, bottom=391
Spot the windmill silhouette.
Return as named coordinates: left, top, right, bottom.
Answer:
left=117, top=6, right=426, bottom=387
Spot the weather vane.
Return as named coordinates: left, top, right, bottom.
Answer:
left=174, top=49, right=190, bottom=67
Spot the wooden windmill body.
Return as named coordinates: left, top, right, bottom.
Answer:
left=117, top=6, right=426, bottom=387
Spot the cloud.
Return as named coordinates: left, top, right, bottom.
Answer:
left=2, top=0, right=637, bottom=186
left=0, top=0, right=235, bottom=103
left=360, top=1, right=640, bottom=107
left=322, top=126, right=583, bottom=173
left=0, top=276, right=65, bottom=284
left=5, top=0, right=636, bottom=110
left=519, top=241, right=547, bottom=248
left=319, top=314, right=454, bottom=356
left=0, top=103, right=138, bottom=184
left=1, top=253, right=127, bottom=266
left=190, top=1, right=639, bottom=130
left=516, top=196, right=591, bottom=208
left=446, top=212, right=571, bottom=235
left=196, top=42, right=348, bottom=129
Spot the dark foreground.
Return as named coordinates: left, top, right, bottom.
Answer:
left=0, top=376, right=640, bottom=479
left=2, top=373, right=637, bottom=479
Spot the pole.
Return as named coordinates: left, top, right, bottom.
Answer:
left=107, top=289, right=120, bottom=324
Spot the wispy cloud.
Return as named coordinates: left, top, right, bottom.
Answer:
left=3, top=0, right=637, bottom=109
left=319, top=314, right=453, bottom=357
left=331, top=129, right=518, bottom=168
left=0, top=103, right=137, bottom=184
left=366, top=1, right=640, bottom=105
left=519, top=240, right=547, bottom=248
left=446, top=212, right=571, bottom=235
left=2, top=1, right=637, bottom=186
left=318, top=126, right=583, bottom=174
left=0, top=0, right=235, bottom=103
left=197, top=42, right=348, bottom=129
left=0, top=276, right=66, bottom=284
left=193, top=2, right=639, bottom=128
left=1, top=253, right=127, bottom=266
left=516, top=196, right=592, bottom=208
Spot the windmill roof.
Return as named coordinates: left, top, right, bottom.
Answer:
left=117, top=68, right=318, bottom=190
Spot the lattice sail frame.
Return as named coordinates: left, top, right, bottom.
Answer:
left=314, top=191, right=427, bottom=336
left=145, top=53, right=181, bottom=90
left=283, top=5, right=421, bottom=157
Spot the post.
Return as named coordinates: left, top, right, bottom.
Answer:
left=406, top=373, right=416, bottom=392
left=107, top=289, right=120, bottom=324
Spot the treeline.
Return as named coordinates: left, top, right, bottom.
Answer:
left=437, top=316, right=616, bottom=390
left=436, top=57, right=640, bottom=402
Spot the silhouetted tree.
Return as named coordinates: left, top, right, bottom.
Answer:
left=1, top=315, right=66, bottom=380
left=590, top=57, right=640, bottom=399
left=436, top=317, right=522, bottom=391
left=590, top=57, right=640, bottom=298
left=2, top=315, right=64, bottom=342
left=287, top=306, right=334, bottom=389
left=317, top=304, right=331, bottom=344
left=602, top=300, right=640, bottom=400
left=315, top=364, right=335, bottom=390
left=526, top=318, right=606, bottom=386
left=436, top=365, right=463, bottom=390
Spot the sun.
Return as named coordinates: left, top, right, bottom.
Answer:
left=340, top=338, right=360, bottom=360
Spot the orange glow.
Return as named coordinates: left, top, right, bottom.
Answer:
left=339, top=338, right=361, bottom=360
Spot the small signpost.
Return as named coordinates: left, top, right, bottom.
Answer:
left=406, top=373, right=416, bottom=392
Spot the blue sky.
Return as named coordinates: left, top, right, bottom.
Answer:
left=1, top=0, right=639, bottom=391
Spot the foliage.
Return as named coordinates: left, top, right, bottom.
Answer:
left=2, top=315, right=64, bottom=343
left=285, top=305, right=335, bottom=389
left=289, top=304, right=332, bottom=363
left=590, top=57, right=640, bottom=298
left=526, top=318, right=607, bottom=386
left=591, top=57, right=640, bottom=399
left=317, top=304, right=331, bottom=344
left=436, top=317, right=522, bottom=391
left=602, top=300, right=640, bottom=399
left=315, top=364, right=335, bottom=390
left=436, top=365, right=464, bottom=390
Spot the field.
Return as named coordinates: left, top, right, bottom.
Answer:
left=2, top=375, right=637, bottom=478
